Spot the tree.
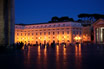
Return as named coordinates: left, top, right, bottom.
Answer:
left=77, top=13, right=104, bottom=25
left=49, top=16, right=74, bottom=23
left=51, top=16, right=59, bottom=22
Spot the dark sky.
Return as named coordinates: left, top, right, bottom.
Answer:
left=15, top=0, right=104, bottom=24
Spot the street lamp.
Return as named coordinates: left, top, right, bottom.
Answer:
left=74, top=36, right=81, bottom=43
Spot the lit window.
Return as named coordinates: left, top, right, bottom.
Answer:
left=67, top=36, right=69, bottom=38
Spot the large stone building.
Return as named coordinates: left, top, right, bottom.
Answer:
left=93, top=19, right=104, bottom=43
left=0, top=0, right=15, bottom=46
left=15, top=22, right=91, bottom=45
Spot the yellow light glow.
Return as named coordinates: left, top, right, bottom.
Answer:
left=64, top=36, right=66, bottom=39
left=74, top=36, right=81, bottom=41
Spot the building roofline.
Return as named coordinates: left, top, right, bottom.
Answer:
left=93, top=19, right=104, bottom=26
left=15, top=21, right=81, bottom=26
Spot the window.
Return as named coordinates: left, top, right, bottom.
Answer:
left=32, top=33, right=34, bottom=35
left=37, top=26, right=39, bottom=28
left=48, top=32, right=50, bottom=35
left=44, top=29, right=46, bottom=31
left=57, top=31, right=59, bottom=34
left=62, top=31, right=64, bottom=34
left=63, top=24, right=65, bottom=26
left=76, top=31, right=78, bottom=34
left=58, top=24, right=60, bottom=27
left=33, top=26, right=35, bottom=28
left=73, top=31, right=75, bottom=34
left=44, top=32, right=46, bottom=35
left=21, top=33, right=22, bottom=36
left=17, top=33, right=19, bottom=36
left=36, top=33, right=38, bottom=35
left=67, top=40, right=70, bottom=42
left=28, top=33, right=30, bottom=35
left=45, top=25, right=47, bottom=27
left=67, top=36, right=69, bottom=38
left=80, top=31, right=81, bottom=35
left=49, top=25, right=51, bottom=27
left=53, top=32, right=55, bottom=35
left=53, top=25, right=55, bottom=27
left=61, top=28, right=64, bottom=30
left=25, top=33, right=26, bottom=36
left=67, top=31, right=69, bottom=34
left=66, top=28, right=69, bottom=30
left=40, top=32, right=42, bottom=35
left=36, top=37, right=38, bottom=39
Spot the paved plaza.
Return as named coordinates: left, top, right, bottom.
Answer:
left=0, top=44, right=104, bottom=69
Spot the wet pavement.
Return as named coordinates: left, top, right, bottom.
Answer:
left=0, top=44, right=104, bottom=69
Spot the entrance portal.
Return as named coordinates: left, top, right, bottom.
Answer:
left=103, top=29, right=104, bottom=42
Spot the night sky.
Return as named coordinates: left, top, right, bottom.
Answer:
left=15, top=0, right=104, bottom=24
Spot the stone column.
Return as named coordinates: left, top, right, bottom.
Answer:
left=94, top=27, right=96, bottom=43
left=0, top=0, right=15, bottom=46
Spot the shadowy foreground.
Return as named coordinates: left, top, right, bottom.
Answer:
left=0, top=44, right=104, bottom=69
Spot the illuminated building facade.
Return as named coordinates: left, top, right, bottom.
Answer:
left=82, top=26, right=91, bottom=42
left=93, top=19, right=104, bottom=43
left=15, top=22, right=84, bottom=44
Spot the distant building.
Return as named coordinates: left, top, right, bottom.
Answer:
left=15, top=22, right=91, bottom=45
left=93, top=19, right=104, bottom=43
left=82, top=26, right=91, bottom=42
left=0, top=0, right=15, bottom=46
